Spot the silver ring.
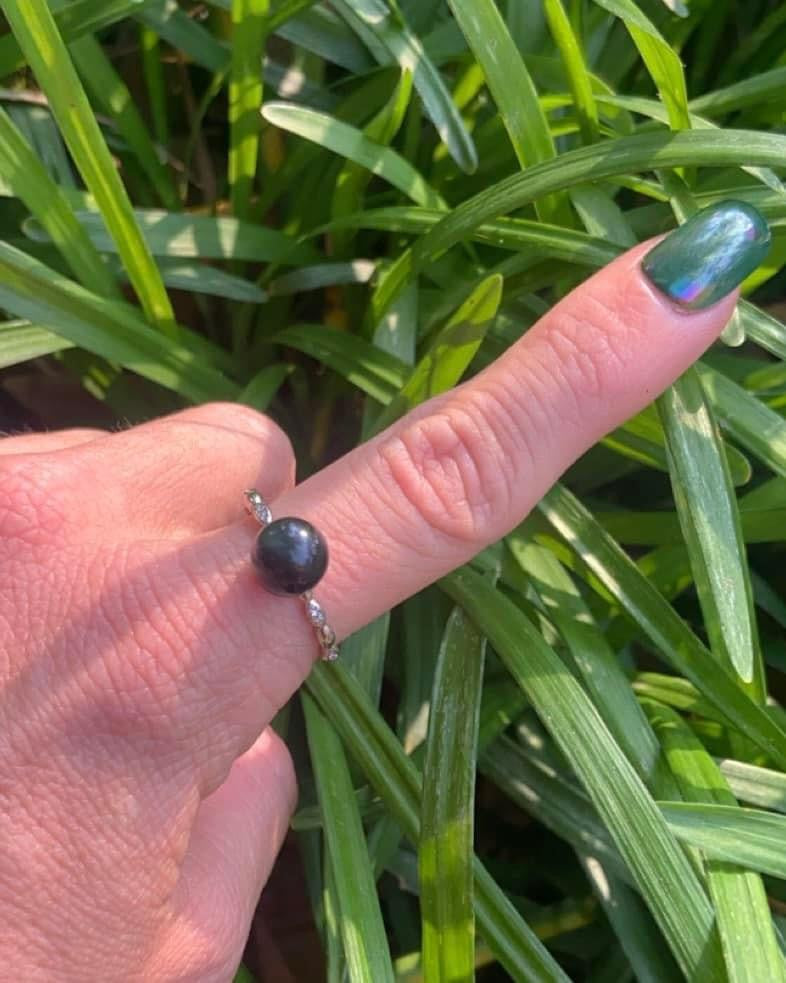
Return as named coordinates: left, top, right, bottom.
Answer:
left=244, top=489, right=339, bottom=662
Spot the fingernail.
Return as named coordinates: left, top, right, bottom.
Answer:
left=641, top=200, right=771, bottom=311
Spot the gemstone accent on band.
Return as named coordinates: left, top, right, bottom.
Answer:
left=245, top=489, right=338, bottom=662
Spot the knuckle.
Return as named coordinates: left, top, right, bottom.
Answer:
left=377, top=398, right=514, bottom=547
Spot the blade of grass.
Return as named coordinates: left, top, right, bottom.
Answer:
left=28, top=209, right=317, bottom=264
left=415, top=129, right=786, bottom=264
left=656, top=366, right=764, bottom=694
left=660, top=802, right=786, bottom=880
left=371, top=274, right=502, bottom=436
left=1, top=0, right=175, bottom=333
left=273, top=324, right=405, bottom=404
left=543, top=0, right=600, bottom=143
left=303, top=694, right=396, bottom=983
left=0, top=0, right=155, bottom=77
left=643, top=698, right=786, bottom=982
left=229, top=0, right=269, bottom=218
left=332, top=0, right=477, bottom=174
left=420, top=604, right=486, bottom=983
left=138, top=23, right=168, bottom=146
left=0, top=319, right=73, bottom=367
left=445, top=0, right=567, bottom=223
left=306, top=663, right=571, bottom=983
left=590, top=0, right=689, bottom=129
left=67, top=32, right=180, bottom=211
left=442, top=565, right=725, bottom=979
left=537, top=482, right=786, bottom=770
left=0, top=105, right=118, bottom=298
left=0, top=240, right=234, bottom=402
left=718, top=759, right=786, bottom=814
left=261, top=102, right=445, bottom=209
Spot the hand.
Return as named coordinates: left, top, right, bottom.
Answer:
left=0, top=203, right=767, bottom=980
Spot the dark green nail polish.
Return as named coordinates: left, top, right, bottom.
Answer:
left=641, top=200, right=771, bottom=311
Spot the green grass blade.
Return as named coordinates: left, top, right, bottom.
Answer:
left=1, top=0, right=175, bottom=333
left=138, top=23, right=169, bottom=146
left=590, top=0, right=689, bottom=129
left=420, top=605, right=485, bottom=983
left=661, top=802, right=786, bottom=880
left=229, top=0, right=268, bottom=218
left=261, top=102, right=444, bottom=208
left=332, top=0, right=477, bottom=174
left=137, top=0, right=229, bottom=74
left=446, top=0, right=566, bottom=222
left=0, top=105, right=118, bottom=298
left=415, top=129, right=786, bottom=263
left=0, top=319, right=73, bottom=367
left=371, top=273, right=502, bottom=436
left=237, top=363, right=293, bottom=411
left=507, top=536, right=660, bottom=779
left=0, top=241, right=234, bottom=402
left=644, top=698, right=786, bottom=982
left=67, top=33, right=180, bottom=211
left=303, top=694, right=396, bottom=983
left=543, top=0, right=600, bottom=143
left=306, top=663, right=570, bottom=983
left=577, top=852, right=681, bottom=983
left=31, top=208, right=317, bottom=264
left=443, top=565, right=725, bottom=979
left=719, top=759, right=786, bottom=814
left=0, top=0, right=153, bottom=77
left=657, top=366, right=763, bottom=694
left=538, top=482, right=786, bottom=769
left=273, top=324, right=404, bottom=403
left=698, top=362, right=786, bottom=479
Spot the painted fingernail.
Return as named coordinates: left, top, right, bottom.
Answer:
left=641, top=200, right=771, bottom=311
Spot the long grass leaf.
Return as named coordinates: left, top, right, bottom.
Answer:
left=0, top=241, right=234, bottom=402
left=644, top=698, right=786, bottom=982
left=332, top=0, right=477, bottom=174
left=446, top=0, right=566, bottom=222
left=420, top=605, right=485, bottom=982
left=537, top=482, right=786, bottom=769
left=1, top=0, right=175, bottom=332
left=657, top=367, right=763, bottom=694
left=229, top=0, right=269, bottom=218
left=442, top=566, right=724, bottom=979
left=661, top=802, right=786, bottom=880
left=306, top=664, right=570, bottom=983
left=0, top=106, right=118, bottom=298
left=261, top=102, right=444, bottom=208
left=303, top=694, right=396, bottom=983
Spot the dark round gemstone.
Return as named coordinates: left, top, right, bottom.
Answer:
left=252, top=517, right=328, bottom=596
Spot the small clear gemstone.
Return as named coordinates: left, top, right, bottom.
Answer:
left=306, top=598, right=326, bottom=627
left=324, top=645, right=340, bottom=662
left=244, top=490, right=272, bottom=526
left=319, top=624, right=336, bottom=648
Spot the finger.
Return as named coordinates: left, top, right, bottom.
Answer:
left=80, top=403, right=297, bottom=536
left=160, top=730, right=296, bottom=981
left=0, top=428, right=106, bottom=455
left=117, top=202, right=768, bottom=781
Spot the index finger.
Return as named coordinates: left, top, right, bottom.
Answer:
left=147, top=201, right=771, bottom=784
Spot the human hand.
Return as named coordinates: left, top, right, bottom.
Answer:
left=0, top=202, right=768, bottom=980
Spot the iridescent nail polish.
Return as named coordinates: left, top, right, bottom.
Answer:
left=641, top=200, right=770, bottom=311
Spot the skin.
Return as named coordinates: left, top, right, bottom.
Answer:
left=0, top=241, right=741, bottom=980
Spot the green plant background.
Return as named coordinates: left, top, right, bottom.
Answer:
left=2, top=1, right=786, bottom=980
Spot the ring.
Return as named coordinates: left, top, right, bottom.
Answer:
left=244, top=489, right=339, bottom=662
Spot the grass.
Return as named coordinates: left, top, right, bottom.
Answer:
left=1, top=1, right=786, bottom=979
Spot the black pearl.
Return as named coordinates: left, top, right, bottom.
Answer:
left=252, top=517, right=328, bottom=596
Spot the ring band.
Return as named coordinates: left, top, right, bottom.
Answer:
left=244, top=489, right=339, bottom=662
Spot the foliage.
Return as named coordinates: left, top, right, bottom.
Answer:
left=1, top=1, right=786, bottom=980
